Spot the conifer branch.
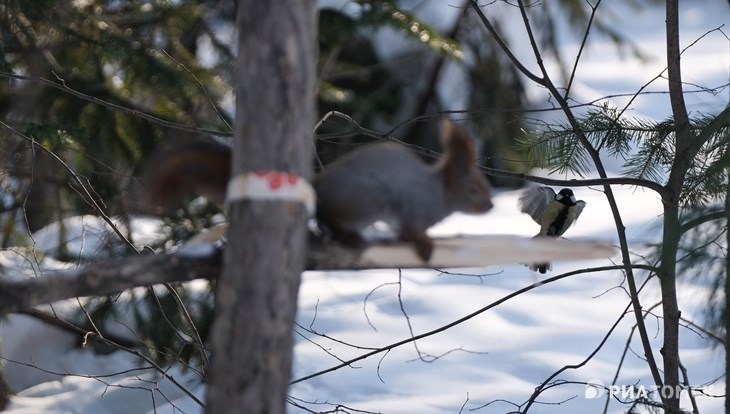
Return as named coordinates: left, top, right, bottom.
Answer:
left=0, top=71, right=232, bottom=138
left=471, top=0, right=667, bottom=403
left=477, top=165, right=665, bottom=195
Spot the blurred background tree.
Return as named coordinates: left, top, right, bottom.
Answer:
left=0, top=0, right=662, bottom=370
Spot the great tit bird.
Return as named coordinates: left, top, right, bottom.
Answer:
left=518, top=187, right=586, bottom=273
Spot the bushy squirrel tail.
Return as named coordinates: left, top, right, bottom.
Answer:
left=138, top=140, right=231, bottom=211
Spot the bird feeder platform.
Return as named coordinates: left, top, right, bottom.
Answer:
left=306, top=235, right=617, bottom=270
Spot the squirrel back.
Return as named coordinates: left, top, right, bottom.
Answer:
left=314, top=118, right=493, bottom=260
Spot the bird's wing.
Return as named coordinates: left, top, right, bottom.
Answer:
left=574, top=200, right=586, bottom=222
left=518, top=187, right=555, bottom=225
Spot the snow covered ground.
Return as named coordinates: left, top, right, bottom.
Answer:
left=1, top=184, right=724, bottom=414
left=1, top=1, right=728, bottom=413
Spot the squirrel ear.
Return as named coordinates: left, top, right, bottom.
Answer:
left=438, top=118, right=477, bottom=177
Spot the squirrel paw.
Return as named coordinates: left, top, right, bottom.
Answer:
left=402, top=231, right=433, bottom=263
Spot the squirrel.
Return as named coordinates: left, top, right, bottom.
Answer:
left=138, top=140, right=231, bottom=209
left=139, top=118, right=493, bottom=262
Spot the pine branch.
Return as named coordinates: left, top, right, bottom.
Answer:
left=315, top=110, right=666, bottom=194
left=478, top=164, right=665, bottom=194
left=0, top=71, right=232, bottom=137
left=471, top=0, right=666, bottom=403
left=678, top=208, right=726, bottom=237
left=360, top=1, right=462, bottom=58
left=0, top=121, right=139, bottom=254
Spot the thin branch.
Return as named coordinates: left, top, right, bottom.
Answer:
left=0, top=71, right=231, bottom=138
left=395, top=269, right=428, bottom=362
left=4, top=309, right=203, bottom=407
left=680, top=315, right=726, bottom=346
left=616, top=26, right=727, bottom=121
left=478, top=164, right=665, bottom=194
left=694, top=104, right=730, bottom=152
left=293, top=329, right=356, bottom=366
left=162, top=283, right=211, bottom=375
left=290, top=264, right=655, bottom=385
left=565, top=0, right=601, bottom=97
left=516, top=0, right=550, bottom=85
left=680, top=210, right=727, bottom=235
left=524, top=297, right=634, bottom=412
left=362, top=281, right=400, bottom=332
left=314, top=110, right=665, bottom=194
left=0, top=121, right=139, bottom=254
left=602, top=299, right=661, bottom=414
left=468, top=1, right=544, bottom=85
left=161, top=50, right=233, bottom=132
left=679, top=358, right=701, bottom=414
left=471, top=0, right=666, bottom=398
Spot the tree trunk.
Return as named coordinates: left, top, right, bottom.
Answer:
left=663, top=1, right=691, bottom=412
left=0, top=355, right=8, bottom=410
left=204, top=1, right=316, bottom=413
left=725, top=170, right=729, bottom=414
left=659, top=203, right=681, bottom=413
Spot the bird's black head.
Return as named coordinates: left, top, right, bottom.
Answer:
left=555, top=188, right=577, bottom=205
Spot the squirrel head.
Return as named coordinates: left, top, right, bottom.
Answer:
left=436, top=118, right=493, bottom=213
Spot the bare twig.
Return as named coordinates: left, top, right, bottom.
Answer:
left=0, top=121, right=139, bottom=254
left=162, top=283, right=211, bottom=374
left=470, top=0, right=666, bottom=398
left=602, top=291, right=660, bottom=413
left=616, top=25, right=727, bottom=121
left=290, top=264, right=656, bottom=385
left=525, top=298, right=633, bottom=411
left=161, top=50, right=233, bottom=132
left=0, top=71, right=231, bottom=137
left=362, top=281, right=400, bottom=332
left=468, top=2, right=544, bottom=85
left=395, top=269, right=428, bottom=362
left=564, top=0, right=601, bottom=97
left=313, top=110, right=666, bottom=194
left=3, top=309, right=203, bottom=408
left=679, top=358, right=701, bottom=414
